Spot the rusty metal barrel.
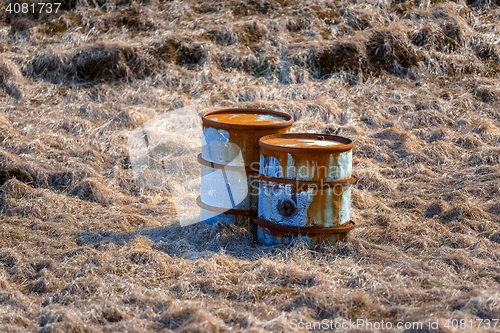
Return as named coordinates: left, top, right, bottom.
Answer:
left=198, top=109, right=293, bottom=228
left=254, top=133, right=356, bottom=246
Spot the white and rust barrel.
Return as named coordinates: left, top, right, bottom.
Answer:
left=198, top=109, right=293, bottom=228
left=255, top=133, right=356, bottom=246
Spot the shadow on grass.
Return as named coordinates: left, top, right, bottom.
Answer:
left=74, top=222, right=281, bottom=260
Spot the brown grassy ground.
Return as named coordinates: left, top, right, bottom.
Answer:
left=1, top=0, right=500, bottom=332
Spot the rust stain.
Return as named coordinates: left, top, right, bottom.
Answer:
left=228, top=126, right=291, bottom=171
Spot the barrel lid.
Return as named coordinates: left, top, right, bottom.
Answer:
left=260, top=133, right=354, bottom=153
left=202, top=108, right=293, bottom=130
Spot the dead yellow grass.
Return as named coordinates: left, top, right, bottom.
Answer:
left=0, top=114, right=14, bottom=142
left=0, top=0, right=500, bottom=332
left=0, top=59, right=23, bottom=101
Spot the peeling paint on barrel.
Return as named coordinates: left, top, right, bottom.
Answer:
left=256, top=133, right=355, bottom=246
left=198, top=109, right=293, bottom=228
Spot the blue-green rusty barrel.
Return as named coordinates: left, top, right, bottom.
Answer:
left=198, top=109, right=293, bottom=228
left=255, top=133, right=356, bottom=246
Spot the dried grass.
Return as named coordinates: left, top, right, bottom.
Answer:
left=0, top=114, right=14, bottom=143
left=26, top=42, right=155, bottom=84
left=0, top=60, right=23, bottom=101
left=1, top=0, right=500, bottom=331
left=366, top=26, right=424, bottom=76
left=69, top=178, right=120, bottom=206
left=311, top=39, right=366, bottom=79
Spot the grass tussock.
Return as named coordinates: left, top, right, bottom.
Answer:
left=312, top=39, right=365, bottom=78
left=366, top=26, right=424, bottom=76
left=27, top=42, right=155, bottom=84
left=0, top=60, right=24, bottom=101
left=1, top=0, right=500, bottom=331
left=69, top=178, right=121, bottom=206
left=0, top=115, right=14, bottom=142
left=0, top=167, right=34, bottom=186
left=151, top=38, right=208, bottom=66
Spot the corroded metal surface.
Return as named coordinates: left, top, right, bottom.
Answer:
left=257, top=133, right=355, bottom=246
left=201, top=109, right=294, bottom=167
left=199, top=109, right=293, bottom=227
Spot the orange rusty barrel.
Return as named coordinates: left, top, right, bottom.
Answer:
left=198, top=108, right=293, bottom=228
left=254, top=133, right=356, bottom=246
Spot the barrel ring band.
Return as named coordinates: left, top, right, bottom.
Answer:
left=196, top=196, right=257, bottom=217
left=197, top=154, right=257, bottom=173
left=253, top=217, right=355, bottom=235
left=255, top=174, right=357, bottom=188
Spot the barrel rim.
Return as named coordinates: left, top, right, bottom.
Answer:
left=201, top=108, right=294, bottom=130
left=259, top=133, right=354, bottom=153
